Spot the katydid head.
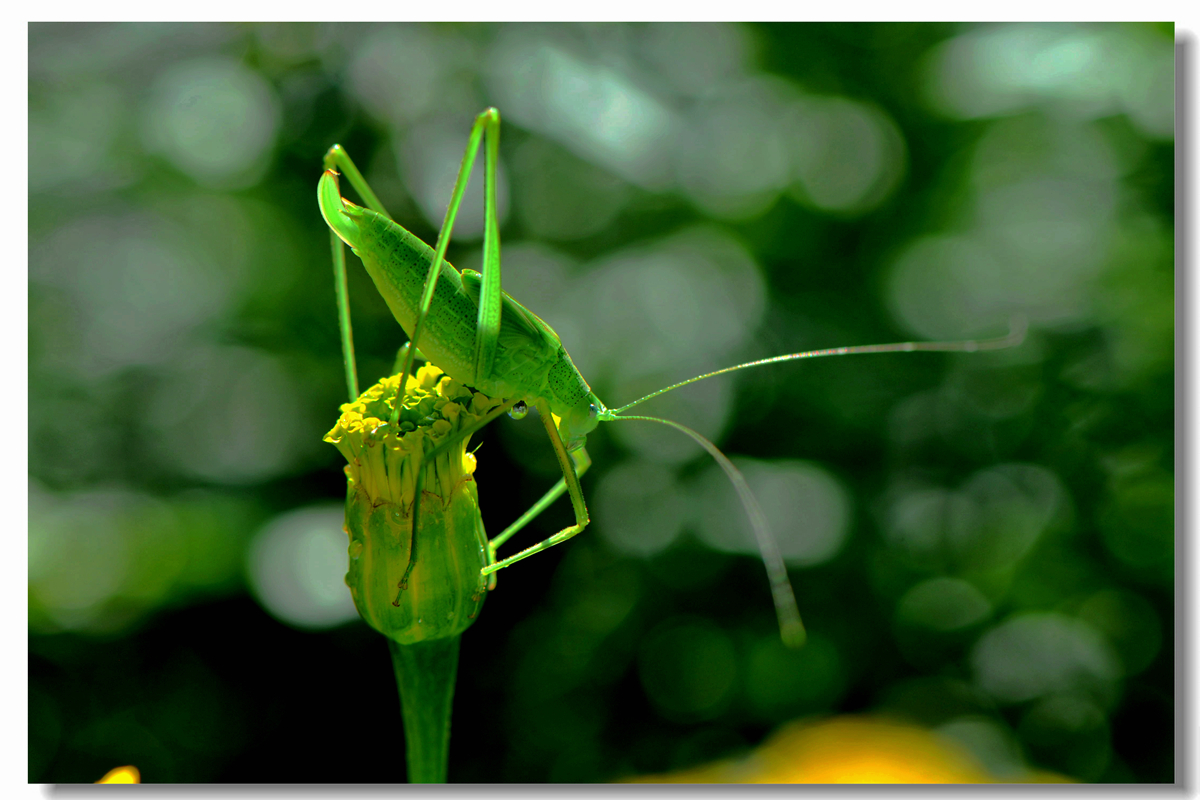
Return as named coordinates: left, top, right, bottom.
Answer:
left=545, top=345, right=608, bottom=452
left=555, top=396, right=604, bottom=452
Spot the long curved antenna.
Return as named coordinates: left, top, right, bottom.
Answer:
left=612, top=315, right=1027, bottom=415
left=610, top=413, right=806, bottom=649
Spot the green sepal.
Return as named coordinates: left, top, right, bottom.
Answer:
left=327, top=365, right=498, bottom=645
left=343, top=474, right=487, bottom=645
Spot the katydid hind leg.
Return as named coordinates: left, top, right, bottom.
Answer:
left=396, top=108, right=501, bottom=405
left=472, top=108, right=503, bottom=386
left=387, top=109, right=502, bottom=590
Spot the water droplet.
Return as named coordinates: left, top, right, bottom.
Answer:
left=508, top=400, right=529, bottom=420
left=350, top=540, right=364, bottom=559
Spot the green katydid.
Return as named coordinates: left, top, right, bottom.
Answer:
left=319, top=107, right=1025, bottom=648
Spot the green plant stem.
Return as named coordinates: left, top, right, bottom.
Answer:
left=388, top=636, right=461, bottom=783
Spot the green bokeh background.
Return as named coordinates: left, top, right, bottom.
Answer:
left=29, top=22, right=1174, bottom=783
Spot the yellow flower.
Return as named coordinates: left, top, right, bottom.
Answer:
left=96, top=765, right=140, bottom=783
left=628, top=716, right=1072, bottom=784
left=325, top=366, right=504, bottom=645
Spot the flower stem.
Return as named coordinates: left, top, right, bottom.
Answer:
left=388, top=636, right=461, bottom=783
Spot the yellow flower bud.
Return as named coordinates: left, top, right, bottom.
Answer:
left=325, top=366, right=505, bottom=644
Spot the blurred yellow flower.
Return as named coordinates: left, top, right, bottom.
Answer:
left=96, top=765, right=140, bottom=784
left=629, top=716, right=1072, bottom=784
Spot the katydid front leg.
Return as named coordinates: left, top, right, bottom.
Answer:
left=483, top=446, right=592, bottom=589
left=481, top=400, right=591, bottom=577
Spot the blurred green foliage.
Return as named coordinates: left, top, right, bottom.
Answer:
left=29, top=22, right=1173, bottom=783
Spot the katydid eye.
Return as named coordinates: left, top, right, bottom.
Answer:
left=588, top=403, right=599, bottom=420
